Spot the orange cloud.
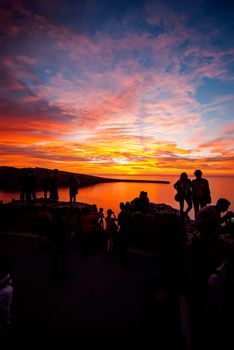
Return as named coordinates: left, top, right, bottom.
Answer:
left=0, top=0, right=233, bottom=175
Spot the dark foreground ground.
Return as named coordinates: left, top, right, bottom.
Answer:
left=0, top=233, right=189, bottom=348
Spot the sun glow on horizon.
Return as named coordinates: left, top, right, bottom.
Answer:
left=0, top=0, right=234, bottom=176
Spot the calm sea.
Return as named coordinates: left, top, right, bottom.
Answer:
left=0, top=175, right=233, bottom=220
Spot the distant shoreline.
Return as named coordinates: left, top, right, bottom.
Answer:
left=102, top=178, right=170, bottom=184
left=0, top=166, right=170, bottom=191
left=0, top=178, right=170, bottom=192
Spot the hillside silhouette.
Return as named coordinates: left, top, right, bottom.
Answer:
left=0, top=166, right=114, bottom=191
left=0, top=166, right=170, bottom=191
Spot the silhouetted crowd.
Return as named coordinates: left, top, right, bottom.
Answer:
left=1, top=167, right=234, bottom=349
left=174, top=169, right=234, bottom=350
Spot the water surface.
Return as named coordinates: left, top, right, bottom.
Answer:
left=1, top=175, right=233, bottom=220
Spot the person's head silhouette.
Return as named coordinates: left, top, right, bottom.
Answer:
left=194, top=169, right=202, bottom=178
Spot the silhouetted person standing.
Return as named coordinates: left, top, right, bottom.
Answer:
left=69, top=175, right=80, bottom=204
left=97, top=207, right=104, bottom=232
left=174, top=172, right=192, bottom=218
left=25, top=168, right=37, bottom=202
left=192, top=169, right=211, bottom=217
left=118, top=202, right=132, bottom=264
left=42, top=169, right=51, bottom=200
left=105, top=209, right=117, bottom=254
left=19, top=169, right=27, bottom=201
left=50, top=169, right=59, bottom=203
left=30, top=169, right=37, bottom=201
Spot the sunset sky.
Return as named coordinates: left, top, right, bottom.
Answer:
left=1, top=0, right=234, bottom=176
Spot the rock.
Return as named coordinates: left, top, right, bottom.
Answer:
left=1, top=200, right=233, bottom=258
left=0, top=200, right=93, bottom=234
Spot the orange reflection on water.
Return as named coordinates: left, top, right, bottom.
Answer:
left=77, top=181, right=173, bottom=215
left=1, top=176, right=233, bottom=221
left=76, top=176, right=234, bottom=219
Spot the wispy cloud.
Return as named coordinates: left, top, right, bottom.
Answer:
left=0, top=0, right=233, bottom=174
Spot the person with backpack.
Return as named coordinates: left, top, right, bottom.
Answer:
left=192, top=169, right=211, bottom=217
left=174, top=172, right=192, bottom=218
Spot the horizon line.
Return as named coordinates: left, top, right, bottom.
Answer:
left=1, top=165, right=234, bottom=178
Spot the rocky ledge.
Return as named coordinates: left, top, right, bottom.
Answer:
left=0, top=199, right=233, bottom=257
left=0, top=199, right=187, bottom=252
